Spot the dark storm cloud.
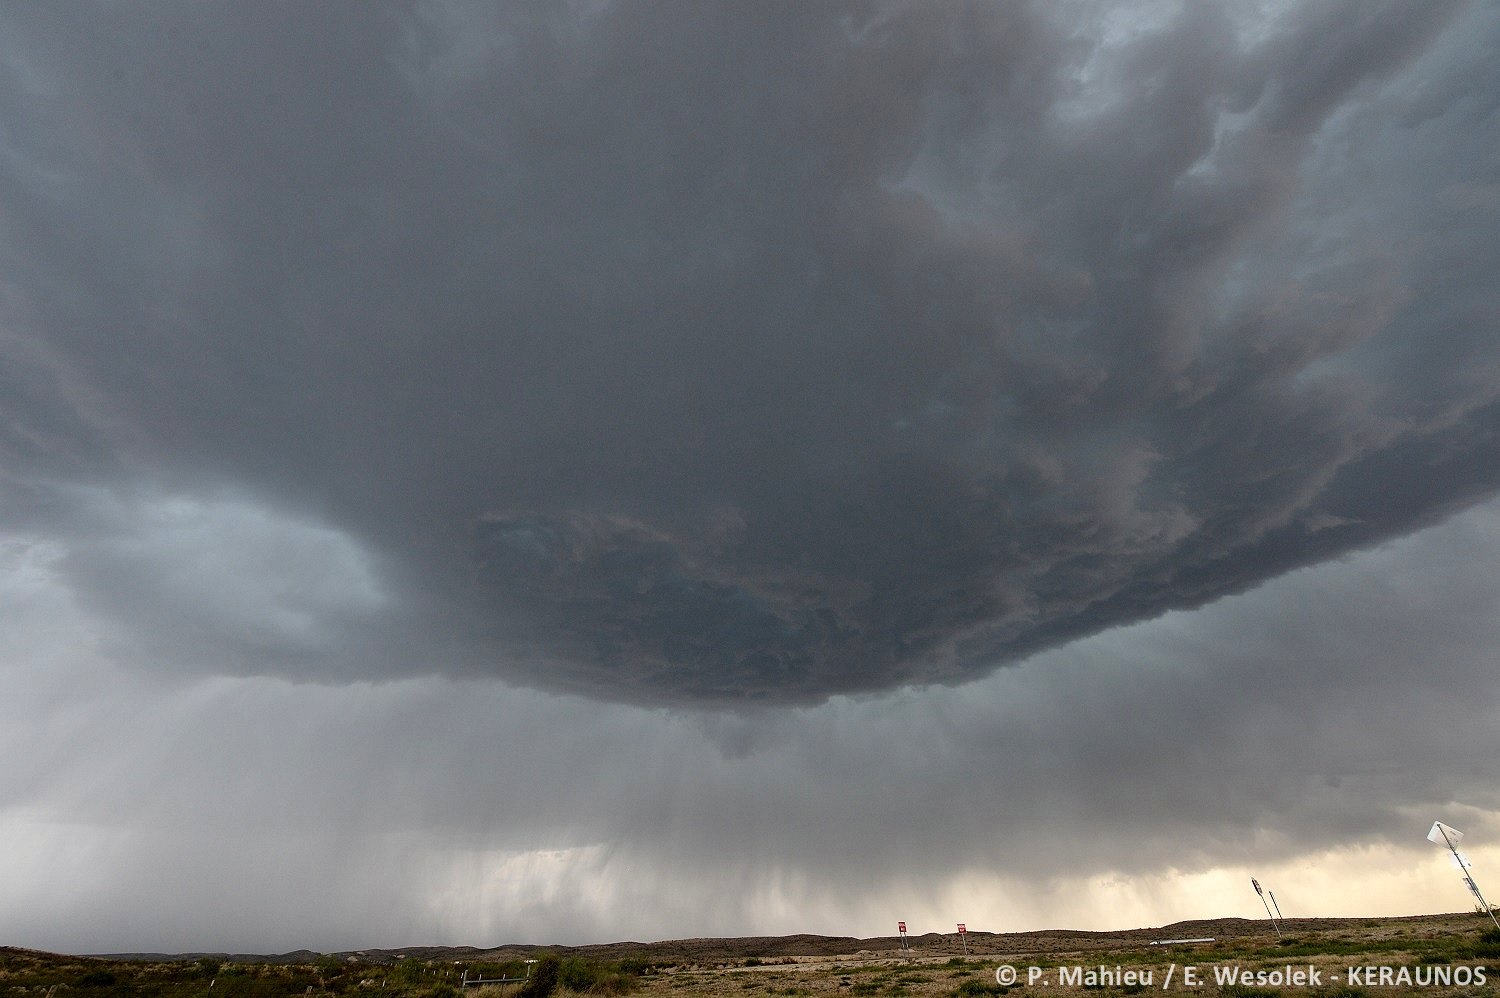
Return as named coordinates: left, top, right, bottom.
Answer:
left=1, top=0, right=1496, bottom=704
left=9, top=500, right=1500, bottom=952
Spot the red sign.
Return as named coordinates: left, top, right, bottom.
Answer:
left=898, top=922, right=907, bottom=933
left=957, top=924, right=966, bottom=934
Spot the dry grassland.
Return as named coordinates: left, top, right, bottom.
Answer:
left=5, top=912, right=1498, bottom=998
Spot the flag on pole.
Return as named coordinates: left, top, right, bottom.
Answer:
left=1428, top=819, right=1500, bottom=931
left=1429, top=821, right=1464, bottom=847
left=1251, top=878, right=1263, bottom=896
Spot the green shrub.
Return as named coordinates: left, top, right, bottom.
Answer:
left=395, top=957, right=428, bottom=985
left=589, top=972, right=638, bottom=995
left=1451, top=927, right=1500, bottom=960
left=519, top=956, right=561, bottom=998
left=558, top=957, right=593, bottom=991
left=560, top=956, right=622, bottom=992
left=952, top=980, right=1007, bottom=997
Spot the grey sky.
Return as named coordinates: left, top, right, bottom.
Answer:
left=2, top=0, right=1499, bottom=953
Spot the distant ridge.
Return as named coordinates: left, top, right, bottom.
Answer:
left=77, top=911, right=1472, bottom=966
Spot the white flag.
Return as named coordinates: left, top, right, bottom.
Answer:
left=1429, top=821, right=1465, bottom=847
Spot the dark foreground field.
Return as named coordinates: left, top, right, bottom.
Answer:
left=6, top=912, right=1499, bottom=998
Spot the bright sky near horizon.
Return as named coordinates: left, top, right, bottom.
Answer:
left=2, top=0, right=1499, bottom=953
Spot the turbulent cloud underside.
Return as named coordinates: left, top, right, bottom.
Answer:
left=1, top=0, right=1498, bottom=703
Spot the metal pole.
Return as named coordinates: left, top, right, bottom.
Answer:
left=1253, top=879, right=1280, bottom=937
left=1439, top=825, right=1500, bottom=931
left=1259, top=894, right=1281, bottom=936
left=1269, top=891, right=1284, bottom=923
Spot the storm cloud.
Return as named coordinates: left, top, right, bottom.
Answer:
left=6, top=0, right=1500, bottom=955
left=7, top=496, right=1500, bottom=952
left=2, top=0, right=1498, bottom=708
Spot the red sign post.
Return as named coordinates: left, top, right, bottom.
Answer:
left=957, top=924, right=967, bottom=955
left=897, top=921, right=908, bottom=954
